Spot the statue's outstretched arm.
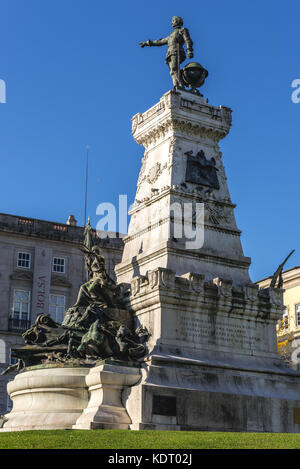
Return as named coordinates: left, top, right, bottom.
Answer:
left=139, top=37, right=168, bottom=48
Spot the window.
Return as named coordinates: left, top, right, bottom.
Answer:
left=49, top=294, right=66, bottom=323
left=0, top=340, right=5, bottom=364
left=12, top=290, right=30, bottom=320
left=17, top=252, right=31, bottom=269
left=295, top=304, right=300, bottom=326
left=53, top=224, right=67, bottom=232
left=9, top=349, right=18, bottom=366
left=9, top=290, right=31, bottom=332
left=296, top=304, right=300, bottom=327
left=281, top=307, right=289, bottom=329
left=52, top=257, right=65, bottom=273
left=18, top=217, right=34, bottom=227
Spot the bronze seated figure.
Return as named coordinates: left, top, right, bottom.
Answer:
left=2, top=246, right=149, bottom=375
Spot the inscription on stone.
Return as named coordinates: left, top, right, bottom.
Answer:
left=177, top=312, right=261, bottom=350
left=152, top=395, right=177, bottom=416
left=294, top=408, right=300, bottom=424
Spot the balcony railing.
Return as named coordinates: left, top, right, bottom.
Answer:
left=8, top=317, right=31, bottom=333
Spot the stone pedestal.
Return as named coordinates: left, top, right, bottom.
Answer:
left=122, top=268, right=300, bottom=433
left=73, top=363, right=141, bottom=430
left=0, top=367, right=90, bottom=431
left=115, top=89, right=300, bottom=433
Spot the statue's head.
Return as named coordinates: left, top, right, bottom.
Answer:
left=91, top=245, right=103, bottom=258
left=172, top=16, right=183, bottom=28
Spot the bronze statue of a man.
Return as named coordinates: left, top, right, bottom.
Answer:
left=139, top=16, right=194, bottom=89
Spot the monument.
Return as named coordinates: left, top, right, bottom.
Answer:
left=2, top=16, right=300, bottom=433
left=116, top=17, right=300, bottom=432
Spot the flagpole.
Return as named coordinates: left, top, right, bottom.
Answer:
left=84, top=145, right=89, bottom=226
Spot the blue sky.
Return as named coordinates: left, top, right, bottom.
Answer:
left=0, top=0, right=299, bottom=282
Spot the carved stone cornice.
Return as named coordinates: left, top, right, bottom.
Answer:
left=132, top=90, right=232, bottom=149
left=133, top=117, right=230, bottom=149
left=51, top=275, right=72, bottom=288
left=10, top=271, right=33, bottom=282
left=128, top=267, right=284, bottom=322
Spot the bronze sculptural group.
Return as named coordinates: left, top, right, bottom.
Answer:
left=2, top=224, right=149, bottom=375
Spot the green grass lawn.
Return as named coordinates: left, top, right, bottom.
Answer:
left=1, top=429, right=300, bottom=449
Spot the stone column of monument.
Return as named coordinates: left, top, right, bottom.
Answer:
left=116, top=89, right=250, bottom=285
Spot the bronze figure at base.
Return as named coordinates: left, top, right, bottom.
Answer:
left=2, top=227, right=149, bottom=376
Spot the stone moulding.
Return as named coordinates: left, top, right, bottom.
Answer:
left=51, top=275, right=72, bottom=288
left=10, top=271, right=33, bottom=281
left=132, top=91, right=232, bottom=150
left=123, top=219, right=242, bottom=245
left=129, top=185, right=237, bottom=215
left=129, top=267, right=284, bottom=322
left=132, top=90, right=232, bottom=136
left=132, top=101, right=166, bottom=133
left=134, top=117, right=229, bottom=149
left=115, top=246, right=252, bottom=290
left=122, top=218, right=169, bottom=244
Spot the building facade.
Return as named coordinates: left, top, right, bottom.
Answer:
left=0, top=212, right=124, bottom=413
left=257, top=266, right=300, bottom=367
